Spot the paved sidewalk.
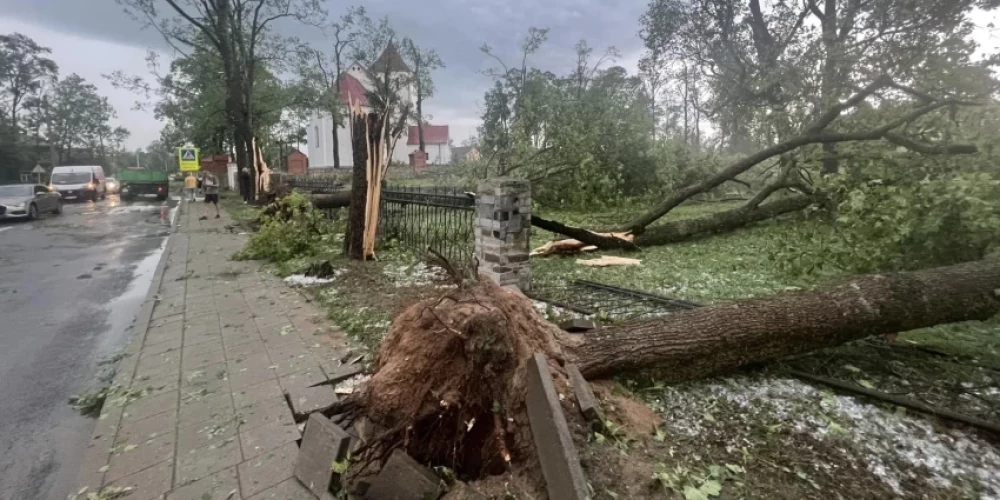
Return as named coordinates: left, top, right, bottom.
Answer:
left=72, top=199, right=353, bottom=500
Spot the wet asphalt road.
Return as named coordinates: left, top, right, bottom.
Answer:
left=0, top=195, right=178, bottom=500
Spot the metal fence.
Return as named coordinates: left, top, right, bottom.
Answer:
left=377, top=185, right=476, bottom=265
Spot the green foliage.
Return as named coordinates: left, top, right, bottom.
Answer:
left=652, top=463, right=743, bottom=500
left=828, top=167, right=1000, bottom=272
left=478, top=32, right=661, bottom=209
left=235, top=192, right=338, bottom=263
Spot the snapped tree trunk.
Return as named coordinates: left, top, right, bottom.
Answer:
left=345, top=110, right=370, bottom=260
left=573, top=258, right=1000, bottom=381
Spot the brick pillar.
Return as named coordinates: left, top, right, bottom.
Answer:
left=475, top=179, right=531, bottom=291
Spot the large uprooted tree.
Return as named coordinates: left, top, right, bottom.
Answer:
left=341, top=257, right=1000, bottom=482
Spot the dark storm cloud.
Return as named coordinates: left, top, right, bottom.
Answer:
left=0, top=0, right=650, bottom=138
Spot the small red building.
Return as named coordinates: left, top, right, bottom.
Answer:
left=199, top=154, right=231, bottom=188
left=286, top=149, right=309, bottom=175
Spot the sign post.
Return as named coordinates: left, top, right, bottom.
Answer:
left=177, top=147, right=200, bottom=172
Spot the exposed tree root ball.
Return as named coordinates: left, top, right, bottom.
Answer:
left=356, top=279, right=574, bottom=478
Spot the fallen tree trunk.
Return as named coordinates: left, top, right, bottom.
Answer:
left=574, top=258, right=1000, bottom=380
left=634, top=194, right=817, bottom=246
left=311, top=191, right=352, bottom=209
left=351, top=258, right=1000, bottom=483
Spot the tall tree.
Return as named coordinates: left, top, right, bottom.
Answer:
left=45, top=74, right=118, bottom=164
left=294, top=7, right=366, bottom=169
left=401, top=38, right=444, bottom=153
left=0, top=33, right=58, bottom=135
left=116, top=0, right=326, bottom=200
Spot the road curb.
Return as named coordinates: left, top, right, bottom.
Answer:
left=71, top=204, right=180, bottom=495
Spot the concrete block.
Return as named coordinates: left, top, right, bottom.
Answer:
left=526, top=354, right=590, bottom=500
left=294, top=414, right=352, bottom=497
left=287, top=385, right=339, bottom=421
left=566, top=363, right=604, bottom=428
left=313, top=364, right=365, bottom=388
left=365, top=449, right=443, bottom=500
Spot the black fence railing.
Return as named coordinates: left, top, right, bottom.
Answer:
left=377, top=186, right=475, bottom=265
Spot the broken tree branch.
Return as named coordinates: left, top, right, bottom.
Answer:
left=624, top=77, right=982, bottom=233
left=530, top=216, right=640, bottom=251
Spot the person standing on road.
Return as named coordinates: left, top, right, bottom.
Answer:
left=184, top=173, right=197, bottom=201
left=239, top=167, right=251, bottom=203
left=200, top=172, right=220, bottom=220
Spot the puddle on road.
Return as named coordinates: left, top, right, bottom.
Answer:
left=93, top=234, right=170, bottom=357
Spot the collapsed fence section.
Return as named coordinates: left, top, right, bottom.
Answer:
left=376, top=185, right=476, bottom=265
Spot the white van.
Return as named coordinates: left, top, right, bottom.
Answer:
left=50, top=166, right=107, bottom=201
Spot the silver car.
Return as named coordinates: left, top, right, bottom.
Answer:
left=0, top=184, right=63, bottom=220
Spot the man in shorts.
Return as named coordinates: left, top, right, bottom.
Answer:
left=200, top=172, right=220, bottom=220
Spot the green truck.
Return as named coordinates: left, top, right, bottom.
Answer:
left=118, top=168, right=169, bottom=201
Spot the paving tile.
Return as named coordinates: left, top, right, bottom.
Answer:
left=231, top=379, right=285, bottom=411
left=277, top=366, right=326, bottom=394
left=181, top=344, right=227, bottom=370
left=224, top=340, right=267, bottom=361
left=105, top=459, right=173, bottom=500
left=166, top=466, right=240, bottom=500
left=252, top=315, right=287, bottom=331
left=135, top=353, right=181, bottom=381
left=256, top=322, right=294, bottom=339
left=181, top=361, right=227, bottom=388
left=175, top=435, right=243, bottom=487
left=185, top=301, right=218, bottom=316
left=151, top=302, right=184, bottom=321
left=177, top=413, right=240, bottom=455
left=227, top=358, right=278, bottom=391
left=148, top=314, right=184, bottom=330
left=184, top=318, right=222, bottom=337
left=245, top=478, right=315, bottom=500
left=139, top=342, right=182, bottom=363
left=183, top=328, right=223, bottom=348
left=105, top=432, right=175, bottom=483
left=259, top=330, right=301, bottom=349
left=237, top=442, right=299, bottom=498
left=265, top=341, right=316, bottom=377
left=239, top=419, right=300, bottom=460
left=122, top=390, right=178, bottom=422
left=178, top=392, right=234, bottom=428
left=237, top=395, right=295, bottom=431
left=130, top=373, right=179, bottom=398
left=221, top=328, right=261, bottom=349
left=144, top=324, right=184, bottom=347
left=115, top=409, right=177, bottom=446
left=140, top=337, right=183, bottom=357
left=182, top=337, right=223, bottom=356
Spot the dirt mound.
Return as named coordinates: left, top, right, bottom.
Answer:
left=355, top=279, right=575, bottom=479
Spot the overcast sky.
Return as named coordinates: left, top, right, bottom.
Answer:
left=0, top=0, right=650, bottom=150
left=0, top=1, right=996, bottom=152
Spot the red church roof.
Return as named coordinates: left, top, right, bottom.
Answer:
left=407, top=125, right=449, bottom=145
left=337, top=73, right=368, bottom=106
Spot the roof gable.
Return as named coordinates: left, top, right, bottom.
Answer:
left=370, top=42, right=412, bottom=74
left=337, top=73, right=368, bottom=106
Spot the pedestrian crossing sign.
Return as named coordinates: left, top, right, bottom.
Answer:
left=178, top=147, right=199, bottom=171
